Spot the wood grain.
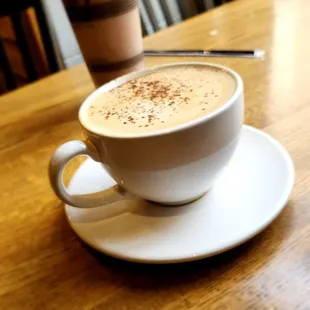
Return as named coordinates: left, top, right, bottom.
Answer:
left=1, top=0, right=310, bottom=308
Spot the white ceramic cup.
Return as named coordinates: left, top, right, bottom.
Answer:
left=49, top=62, right=244, bottom=208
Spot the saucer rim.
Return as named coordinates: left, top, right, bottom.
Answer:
left=65, top=125, right=295, bottom=264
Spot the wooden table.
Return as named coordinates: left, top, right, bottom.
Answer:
left=1, top=0, right=310, bottom=308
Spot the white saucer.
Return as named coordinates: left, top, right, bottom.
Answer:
left=65, top=125, right=294, bottom=264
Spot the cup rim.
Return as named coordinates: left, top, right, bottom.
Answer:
left=79, top=62, right=243, bottom=139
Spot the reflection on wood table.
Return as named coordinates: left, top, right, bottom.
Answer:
left=1, top=0, right=310, bottom=308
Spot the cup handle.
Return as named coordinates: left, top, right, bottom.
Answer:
left=49, top=140, right=130, bottom=208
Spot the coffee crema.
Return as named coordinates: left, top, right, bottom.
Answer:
left=84, top=65, right=236, bottom=135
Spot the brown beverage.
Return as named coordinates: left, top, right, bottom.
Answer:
left=64, top=0, right=144, bottom=87
left=83, top=65, right=236, bottom=136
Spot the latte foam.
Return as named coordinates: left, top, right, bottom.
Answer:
left=83, top=65, right=236, bottom=136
